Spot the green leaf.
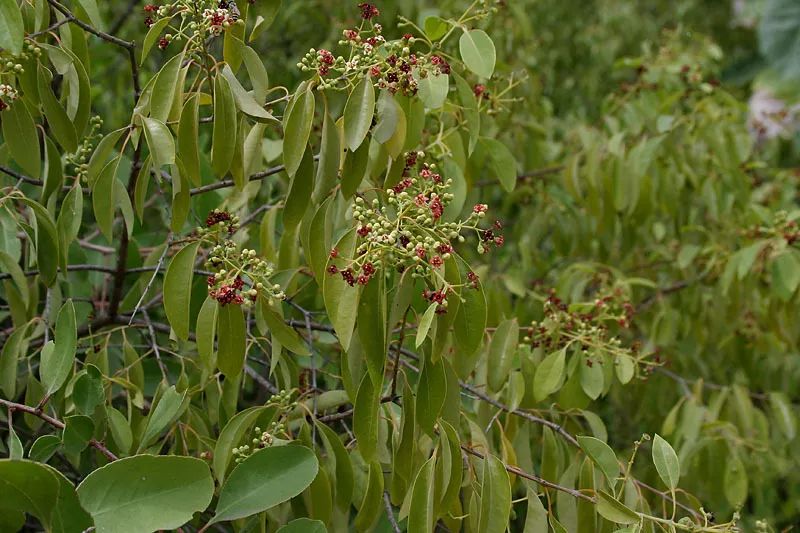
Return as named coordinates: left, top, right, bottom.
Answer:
left=487, top=318, right=519, bottom=393
left=141, top=17, right=172, bottom=63
left=424, top=16, right=449, bottom=40
left=759, top=0, right=800, bottom=79
left=92, top=157, right=120, bottom=241
left=480, top=138, right=517, bottom=192
left=107, top=406, right=133, bottom=454
left=533, top=347, right=566, bottom=402
left=7, top=427, right=23, bottom=459
left=221, top=65, right=275, bottom=121
left=354, top=461, right=384, bottom=531
left=523, top=485, right=548, bottom=533
left=0, top=0, right=24, bottom=55
left=478, top=454, right=512, bottom=533
left=459, top=29, right=496, bottom=78
left=277, top=518, right=327, bottom=533
left=217, top=303, right=247, bottom=377
left=771, top=251, right=800, bottom=301
left=353, top=373, right=379, bottom=462
left=0, top=250, right=28, bottom=308
left=415, top=69, right=449, bottom=109
left=358, top=273, right=387, bottom=387
left=62, top=415, right=94, bottom=455
left=596, top=490, right=639, bottom=525
left=651, top=434, right=680, bottom=490
left=315, top=421, right=354, bottom=510
left=142, top=117, right=176, bottom=169
left=77, top=455, right=214, bottom=533
left=139, top=385, right=185, bottom=450
left=87, top=128, right=126, bottom=187
left=2, top=100, right=40, bottom=178
left=151, top=52, right=184, bottom=122
left=260, top=300, right=310, bottom=355
left=416, top=355, right=447, bottom=436
left=177, top=94, right=200, bottom=184
left=72, top=364, right=104, bottom=415
left=38, top=65, right=78, bottom=153
left=577, top=436, right=620, bottom=488
left=163, top=241, right=200, bottom=341
left=283, top=144, right=314, bottom=231
left=343, top=76, right=375, bottom=152
left=40, top=299, right=77, bottom=395
left=212, top=74, right=238, bottom=177
left=769, top=391, right=796, bottom=440
left=408, top=456, right=436, bottom=533
left=213, top=405, right=274, bottom=483
left=283, top=83, right=315, bottom=177
left=20, top=198, right=61, bottom=286
left=416, top=303, right=438, bottom=348
left=724, top=452, right=748, bottom=507
left=323, top=229, right=359, bottom=350
left=453, top=283, right=487, bottom=358
left=313, top=107, right=341, bottom=203
left=75, top=0, right=104, bottom=30
left=0, top=323, right=30, bottom=398
left=210, top=445, right=318, bottom=524
left=29, top=435, right=62, bottom=463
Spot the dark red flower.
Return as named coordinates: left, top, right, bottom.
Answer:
left=357, top=225, right=371, bottom=237
left=327, top=264, right=339, bottom=275
left=430, top=255, right=443, bottom=268
left=158, top=37, right=170, bottom=50
left=143, top=4, right=158, bottom=12
left=358, top=2, right=379, bottom=19
left=473, top=84, right=486, bottom=97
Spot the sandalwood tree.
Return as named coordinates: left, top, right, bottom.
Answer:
left=0, top=0, right=797, bottom=532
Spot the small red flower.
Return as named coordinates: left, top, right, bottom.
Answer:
left=357, top=225, right=371, bottom=237
left=494, top=235, right=504, bottom=247
left=158, top=37, right=170, bottom=50
left=143, top=4, right=158, bottom=12
left=403, top=33, right=413, bottom=40
left=473, top=84, right=486, bottom=97
left=415, top=246, right=426, bottom=259
left=430, top=255, right=443, bottom=268
left=329, top=248, right=339, bottom=258
left=473, top=204, right=488, bottom=214
left=437, top=243, right=453, bottom=255
left=144, top=16, right=154, bottom=26
left=327, top=264, right=339, bottom=275
left=362, top=262, right=375, bottom=276
left=344, top=29, right=359, bottom=40
left=357, top=274, right=370, bottom=285
left=370, top=65, right=381, bottom=77
left=358, top=2, right=379, bottom=19
left=429, top=196, right=443, bottom=219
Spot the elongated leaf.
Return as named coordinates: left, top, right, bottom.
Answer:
left=260, top=300, right=309, bottom=355
left=283, top=84, right=315, bottom=176
left=416, top=303, right=438, bottom=348
left=217, top=303, right=247, bottom=377
left=478, top=454, right=512, bottom=533
left=151, top=53, right=184, bottom=122
left=38, top=65, right=78, bottom=153
left=141, top=17, right=172, bottom=63
left=577, top=436, right=620, bottom=488
left=354, top=461, right=383, bottom=531
left=487, top=318, right=519, bottom=392
left=459, top=29, right=496, bottom=78
left=533, top=347, right=566, bottom=402
left=277, top=518, right=327, bottom=533
left=40, top=299, right=77, bottom=395
left=140, top=386, right=185, bottom=449
left=2, top=100, right=40, bottom=178
left=20, top=198, right=60, bottom=286
left=353, top=373, right=379, bottom=462
left=163, top=241, right=199, bottom=341
left=480, top=138, right=516, bottom=192
left=177, top=94, right=200, bottom=183
left=211, top=445, right=318, bottom=524
left=221, top=65, right=275, bottom=121
left=343, top=76, right=375, bottom=151
left=416, top=69, right=449, bottom=109
left=453, top=283, right=487, bottom=357
left=0, top=0, right=24, bottom=54
left=77, top=455, right=214, bottom=533
left=283, top=144, right=314, bottom=230
left=142, top=117, right=175, bottom=169
left=212, top=74, right=238, bottom=177
left=213, top=405, right=274, bottom=483
left=408, top=456, right=436, bottom=533
left=651, top=434, right=680, bottom=490
left=596, top=490, right=640, bottom=525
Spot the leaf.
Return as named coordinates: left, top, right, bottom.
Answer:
left=580, top=354, right=604, bottom=400
left=29, top=435, right=62, bottom=463
left=141, top=18, right=172, bottom=64
left=20, top=198, right=61, bottom=286
left=313, top=107, right=341, bottom=202
left=416, top=303, right=438, bottom=348
left=424, top=16, right=449, bottom=40
left=150, top=52, right=184, bottom=122
left=163, top=241, right=200, bottom=341
left=0, top=0, right=23, bottom=54
left=408, top=456, right=436, bottom=533
left=75, top=0, right=104, bottom=30
left=453, top=283, right=487, bottom=357
left=577, top=436, right=620, bottom=488
left=354, top=461, right=383, bottom=531
left=0, top=323, right=30, bottom=398
left=8, top=427, right=23, bottom=459
left=213, top=405, right=273, bottom=483
left=353, top=373, right=379, bottom=462
left=283, top=84, right=315, bottom=177
left=533, top=347, right=566, bottom=402
left=323, top=230, right=359, bottom=350
left=2, top=100, right=40, bottom=178
left=77, top=455, right=214, bottom=533
left=759, top=0, right=800, bottom=79
left=72, top=365, right=104, bottom=415
left=343, top=76, right=375, bottom=151
left=92, top=157, right=120, bottom=241
left=523, top=485, right=548, bottom=533
left=38, top=65, right=78, bottom=153
left=212, top=74, right=238, bottom=177
left=416, top=355, right=447, bottom=436
left=177, top=94, right=200, bottom=184
left=488, top=318, right=519, bottom=393
left=651, top=434, right=680, bottom=490
left=283, top=144, right=314, bottom=231
left=459, top=29, right=496, bottom=78
left=40, top=299, right=77, bottom=395
left=596, top=490, right=640, bottom=525
left=415, top=69, right=449, bottom=109
left=0, top=250, right=28, bottom=308
left=478, top=454, right=512, bottom=533
left=480, top=138, right=517, bottom=192
left=140, top=386, right=185, bottom=450
left=62, top=415, right=94, bottom=455
left=724, top=453, right=748, bottom=507
left=277, top=518, right=327, bottom=533
left=217, top=303, right=247, bottom=377
left=221, top=65, right=275, bottom=121
left=260, top=300, right=310, bottom=355
left=769, top=391, right=796, bottom=440
left=771, top=251, right=800, bottom=301
left=615, top=354, right=635, bottom=384
left=142, top=117, right=176, bottom=169
left=210, top=446, right=318, bottom=524
left=358, top=273, right=387, bottom=387
left=315, top=421, right=354, bottom=510
left=107, top=406, right=133, bottom=454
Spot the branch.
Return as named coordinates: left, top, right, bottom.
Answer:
left=383, top=492, right=402, bottom=533
left=189, top=156, right=320, bottom=196
left=0, top=398, right=118, bottom=461
left=45, top=0, right=134, bottom=49
left=474, top=165, right=565, bottom=187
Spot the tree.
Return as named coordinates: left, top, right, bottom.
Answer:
left=0, top=0, right=797, bottom=531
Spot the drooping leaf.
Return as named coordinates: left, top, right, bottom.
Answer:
left=0, top=0, right=24, bottom=55
left=217, top=302, right=247, bottom=378
left=343, top=76, right=375, bottom=152
left=283, top=83, right=315, bottom=177
left=40, top=299, right=77, bottom=395
left=163, top=241, right=200, bottom=341
left=651, top=434, right=680, bottom=490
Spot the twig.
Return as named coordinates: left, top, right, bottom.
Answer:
left=0, top=398, right=118, bottom=461
left=128, top=236, right=172, bottom=324
left=244, top=364, right=279, bottom=395
left=383, top=492, right=402, bottom=533
left=141, top=310, right=169, bottom=382
left=45, top=0, right=135, bottom=49
left=474, top=165, right=565, bottom=187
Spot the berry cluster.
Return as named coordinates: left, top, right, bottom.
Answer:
left=0, top=84, right=19, bottom=112
left=69, top=116, right=104, bottom=182
left=743, top=210, right=800, bottom=247
left=296, top=3, right=449, bottom=95
left=232, top=389, right=295, bottom=463
left=524, top=288, right=648, bottom=375
left=327, top=153, right=500, bottom=312
left=198, top=210, right=285, bottom=307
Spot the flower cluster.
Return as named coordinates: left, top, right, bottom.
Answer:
left=141, top=1, right=240, bottom=54
left=743, top=210, right=800, bottom=246
left=524, top=288, right=649, bottom=376
left=232, top=389, right=295, bottom=463
left=69, top=116, right=104, bottom=181
left=327, top=153, right=500, bottom=312
left=296, top=3, right=450, bottom=95
left=0, top=84, right=19, bottom=112
left=203, top=7, right=237, bottom=36
left=198, top=210, right=285, bottom=307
